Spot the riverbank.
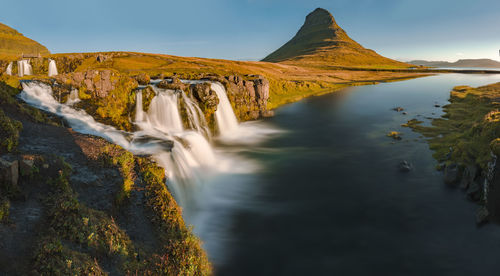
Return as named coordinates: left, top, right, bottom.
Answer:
left=406, top=81, right=500, bottom=224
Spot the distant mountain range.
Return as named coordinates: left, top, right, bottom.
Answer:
left=0, top=23, right=50, bottom=58
left=262, top=8, right=409, bottom=69
left=410, top=59, right=500, bottom=68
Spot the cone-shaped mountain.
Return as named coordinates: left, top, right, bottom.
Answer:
left=263, top=8, right=408, bottom=68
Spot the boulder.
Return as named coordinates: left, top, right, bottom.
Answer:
left=134, top=73, right=151, bottom=85
left=398, top=160, right=412, bottom=172
left=19, top=158, right=34, bottom=176
left=476, top=206, right=489, bottom=225
left=190, top=83, right=219, bottom=109
left=0, top=158, right=19, bottom=188
left=157, top=79, right=187, bottom=90
left=392, top=107, right=404, bottom=112
left=444, top=163, right=460, bottom=186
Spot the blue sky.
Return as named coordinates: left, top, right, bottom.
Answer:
left=2, top=0, right=500, bottom=61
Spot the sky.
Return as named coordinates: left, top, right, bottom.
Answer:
left=1, top=0, right=500, bottom=62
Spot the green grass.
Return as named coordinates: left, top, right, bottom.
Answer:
left=408, top=83, right=500, bottom=170
left=0, top=108, right=22, bottom=153
left=99, top=144, right=136, bottom=205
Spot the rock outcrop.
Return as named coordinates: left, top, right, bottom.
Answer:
left=54, top=69, right=134, bottom=98
left=202, top=74, right=273, bottom=120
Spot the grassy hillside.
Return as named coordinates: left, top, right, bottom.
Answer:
left=0, top=23, right=50, bottom=59
left=47, top=52, right=425, bottom=109
left=262, top=8, right=410, bottom=69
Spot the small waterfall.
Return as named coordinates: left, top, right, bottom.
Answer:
left=17, top=60, right=24, bottom=77
left=135, top=90, right=146, bottom=122
left=181, top=92, right=211, bottom=138
left=6, top=62, right=12, bottom=76
left=48, top=59, right=58, bottom=76
left=211, top=82, right=239, bottom=136
left=17, top=60, right=32, bottom=77
left=66, top=89, right=80, bottom=105
left=147, top=89, right=184, bottom=133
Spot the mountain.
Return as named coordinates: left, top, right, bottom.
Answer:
left=0, top=23, right=50, bottom=57
left=410, top=59, right=500, bottom=68
left=262, top=8, right=409, bottom=68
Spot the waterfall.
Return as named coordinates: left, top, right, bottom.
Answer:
left=147, top=89, right=184, bottom=133
left=135, top=90, right=146, bottom=123
left=181, top=92, right=211, bottom=138
left=66, top=89, right=80, bottom=105
left=17, top=60, right=23, bottom=77
left=19, top=80, right=278, bottom=225
left=6, top=62, right=12, bottom=76
left=211, top=82, right=239, bottom=136
left=17, top=60, right=32, bottom=77
left=48, top=59, right=58, bottom=76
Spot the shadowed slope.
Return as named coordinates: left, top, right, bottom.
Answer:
left=263, top=8, right=409, bottom=69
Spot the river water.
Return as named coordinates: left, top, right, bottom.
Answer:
left=198, top=74, right=500, bottom=275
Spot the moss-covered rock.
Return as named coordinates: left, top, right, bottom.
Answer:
left=133, top=73, right=150, bottom=85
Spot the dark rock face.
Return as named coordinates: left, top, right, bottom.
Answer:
left=55, top=69, right=129, bottom=98
left=487, top=157, right=500, bottom=222
left=203, top=74, right=273, bottom=120
left=444, top=163, right=460, bottom=186
left=0, top=158, right=18, bottom=188
left=191, top=83, right=219, bottom=110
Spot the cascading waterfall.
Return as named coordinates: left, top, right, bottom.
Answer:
left=136, top=84, right=217, bottom=209
left=6, top=62, right=12, bottom=76
left=19, top=80, right=278, bottom=227
left=211, top=82, right=239, bottom=136
left=48, top=59, right=58, bottom=76
left=146, top=89, right=184, bottom=133
left=17, top=60, right=33, bottom=77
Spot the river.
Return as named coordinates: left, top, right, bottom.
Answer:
left=196, top=74, right=500, bottom=275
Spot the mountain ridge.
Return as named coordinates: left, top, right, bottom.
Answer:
left=410, top=58, right=500, bottom=68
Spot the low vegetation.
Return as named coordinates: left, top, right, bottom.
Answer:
left=407, top=83, right=500, bottom=170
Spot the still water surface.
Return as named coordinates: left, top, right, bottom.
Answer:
left=195, top=74, right=500, bottom=275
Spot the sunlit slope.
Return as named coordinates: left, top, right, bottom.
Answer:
left=263, top=8, right=410, bottom=69
left=0, top=23, right=50, bottom=58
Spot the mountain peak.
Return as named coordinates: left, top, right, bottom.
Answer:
left=262, top=8, right=408, bottom=68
